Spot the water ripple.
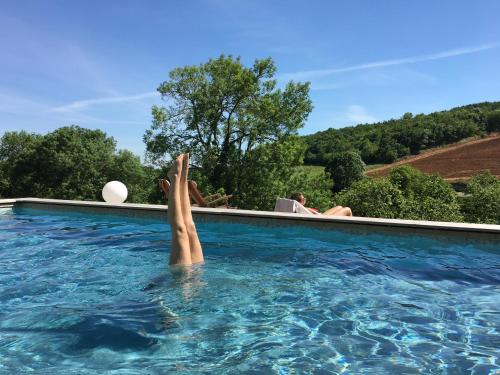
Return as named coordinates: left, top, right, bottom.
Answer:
left=0, top=208, right=498, bottom=374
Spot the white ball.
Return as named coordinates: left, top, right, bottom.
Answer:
left=102, top=181, right=128, bottom=203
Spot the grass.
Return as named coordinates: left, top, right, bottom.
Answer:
left=301, top=164, right=387, bottom=174
left=297, top=165, right=326, bottom=176
left=365, top=163, right=387, bottom=171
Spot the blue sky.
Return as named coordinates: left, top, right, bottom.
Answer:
left=1, top=0, right=499, bottom=157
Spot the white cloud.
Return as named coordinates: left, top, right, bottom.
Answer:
left=0, top=92, right=47, bottom=114
left=345, top=105, right=377, bottom=124
left=310, top=82, right=342, bottom=91
left=51, top=92, right=158, bottom=113
left=0, top=90, right=156, bottom=131
left=281, top=42, right=499, bottom=81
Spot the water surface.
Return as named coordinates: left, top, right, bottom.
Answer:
left=0, top=208, right=499, bottom=374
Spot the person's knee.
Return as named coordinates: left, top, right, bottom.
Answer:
left=344, top=207, right=352, bottom=216
left=174, top=221, right=188, bottom=237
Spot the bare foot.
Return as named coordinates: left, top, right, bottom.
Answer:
left=159, top=179, right=170, bottom=198
left=181, top=153, right=189, bottom=183
left=167, top=154, right=184, bottom=181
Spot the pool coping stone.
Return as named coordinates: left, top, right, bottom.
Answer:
left=1, top=197, right=499, bottom=238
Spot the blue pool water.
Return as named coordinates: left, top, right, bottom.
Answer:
left=0, top=208, right=499, bottom=374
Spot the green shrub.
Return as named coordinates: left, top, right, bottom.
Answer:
left=461, top=172, right=500, bottom=224
left=336, top=178, right=404, bottom=218
left=325, top=151, right=365, bottom=193
left=338, top=166, right=464, bottom=222
left=403, top=175, right=463, bottom=221
left=389, top=165, right=425, bottom=194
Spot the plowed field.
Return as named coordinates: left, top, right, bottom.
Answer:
left=367, top=134, right=500, bottom=180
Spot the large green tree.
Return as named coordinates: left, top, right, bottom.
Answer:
left=1, top=126, right=158, bottom=203
left=144, top=55, right=313, bottom=209
left=9, top=126, right=116, bottom=200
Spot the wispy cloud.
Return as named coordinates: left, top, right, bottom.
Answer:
left=310, top=82, right=342, bottom=91
left=345, top=105, right=377, bottom=124
left=0, top=91, right=147, bottom=125
left=0, top=92, right=48, bottom=114
left=281, top=42, right=499, bottom=81
left=51, top=92, right=158, bottom=113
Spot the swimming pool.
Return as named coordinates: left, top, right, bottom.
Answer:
left=0, top=207, right=499, bottom=374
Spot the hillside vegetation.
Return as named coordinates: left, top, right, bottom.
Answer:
left=367, top=133, right=500, bottom=179
left=303, top=101, right=500, bottom=165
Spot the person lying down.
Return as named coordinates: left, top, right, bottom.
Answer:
left=289, top=192, right=352, bottom=216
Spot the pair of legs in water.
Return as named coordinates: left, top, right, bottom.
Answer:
left=161, top=154, right=204, bottom=266
left=163, top=158, right=352, bottom=265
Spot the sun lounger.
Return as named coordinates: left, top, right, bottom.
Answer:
left=159, top=179, right=233, bottom=208
left=187, top=181, right=233, bottom=208
left=274, top=198, right=317, bottom=214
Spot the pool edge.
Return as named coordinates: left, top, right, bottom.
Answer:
left=2, top=197, right=499, bottom=238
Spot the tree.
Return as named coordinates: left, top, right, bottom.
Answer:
left=400, top=174, right=463, bottom=222
left=388, top=165, right=424, bottom=192
left=461, top=172, right=500, bottom=224
left=402, top=112, right=413, bottom=120
left=325, top=151, right=365, bottom=193
left=9, top=126, right=116, bottom=200
left=232, top=137, right=306, bottom=210
left=0, top=131, right=41, bottom=197
left=389, top=166, right=463, bottom=221
left=302, top=101, right=500, bottom=166
left=337, top=167, right=464, bottom=222
left=143, top=55, right=313, bottom=209
left=486, top=110, right=500, bottom=132
left=1, top=126, right=158, bottom=203
left=107, top=150, right=150, bottom=203
left=335, top=178, right=404, bottom=218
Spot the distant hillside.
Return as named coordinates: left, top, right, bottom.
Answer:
left=366, top=133, right=500, bottom=180
left=303, top=101, right=500, bottom=166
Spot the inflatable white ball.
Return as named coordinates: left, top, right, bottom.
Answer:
left=102, top=181, right=128, bottom=203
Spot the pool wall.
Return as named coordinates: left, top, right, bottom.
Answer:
left=2, top=198, right=499, bottom=241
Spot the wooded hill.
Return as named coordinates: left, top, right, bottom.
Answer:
left=303, top=101, right=500, bottom=166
